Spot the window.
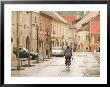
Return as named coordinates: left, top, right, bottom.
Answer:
left=97, top=35, right=100, bottom=42
left=24, top=24, right=26, bottom=29
left=75, top=34, right=77, bottom=37
left=50, top=23, right=52, bottom=34
left=53, top=31, right=55, bottom=35
left=52, top=24, right=54, bottom=34
left=60, top=26, right=61, bottom=35
left=86, top=35, right=89, bottom=40
left=94, top=34, right=98, bottom=43
left=78, top=36, right=80, bottom=41
left=40, top=23, right=42, bottom=31
left=35, top=16, right=36, bottom=23
left=11, top=38, right=13, bottom=42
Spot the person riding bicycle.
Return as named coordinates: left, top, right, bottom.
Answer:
left=64, top=46, right=72, bottom=66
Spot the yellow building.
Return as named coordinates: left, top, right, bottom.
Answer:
left=51, top=11, right=71, bottom=47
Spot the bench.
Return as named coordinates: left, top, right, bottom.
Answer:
left=19, top=57, right=32, bottom=67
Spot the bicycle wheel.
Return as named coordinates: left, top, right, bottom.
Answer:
left=67, top=59, right=70, bottom=70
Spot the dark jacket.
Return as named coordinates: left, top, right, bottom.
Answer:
left=64, top=48, right=72, bottom=58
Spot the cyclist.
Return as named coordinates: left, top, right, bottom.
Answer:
left=64, top=46, right=72, bottom=67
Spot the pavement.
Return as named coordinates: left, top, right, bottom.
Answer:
left=11, top=52, right=100, bottom=77
left=92, top=52, right=100, bottom=63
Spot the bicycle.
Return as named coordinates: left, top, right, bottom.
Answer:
left=65, top=58, right=71, bottom=70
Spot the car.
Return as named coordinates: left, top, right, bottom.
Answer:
left=62, top=46, right=67, bottom=51
left=30, top=52, right=38, bottom=60
left=52, top=47, right=64, bottom=57
left=13, top=47, right=38, bottom=59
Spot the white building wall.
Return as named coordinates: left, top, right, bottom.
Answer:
left=76, top=30, right=89, bottom=51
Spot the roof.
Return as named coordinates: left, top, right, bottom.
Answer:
left=63, top=16, right=76, bottom=24
left=74, top=11, right=99, bottom=29
left=41, top=11, right=69, bottom=24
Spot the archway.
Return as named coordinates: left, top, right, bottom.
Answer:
left=26, top=36, right=30, bottom=50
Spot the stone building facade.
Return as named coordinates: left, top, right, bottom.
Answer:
left=11, top=11, right=39, bottom=65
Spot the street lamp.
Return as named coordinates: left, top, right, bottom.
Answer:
left=46, top=26, right=50, bottom=58
left=89, top=34, right=91, bottom=52
left=62, top=35, right=64, bottom=46
left=36, top=24, right=39, bottom=62
left=53, top=31, right=55, bottom=47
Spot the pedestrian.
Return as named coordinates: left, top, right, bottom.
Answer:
left=64, top=46, right=72, bottom=66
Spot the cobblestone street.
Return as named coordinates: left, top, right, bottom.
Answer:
left=11, top=52, right=100, bottom=77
